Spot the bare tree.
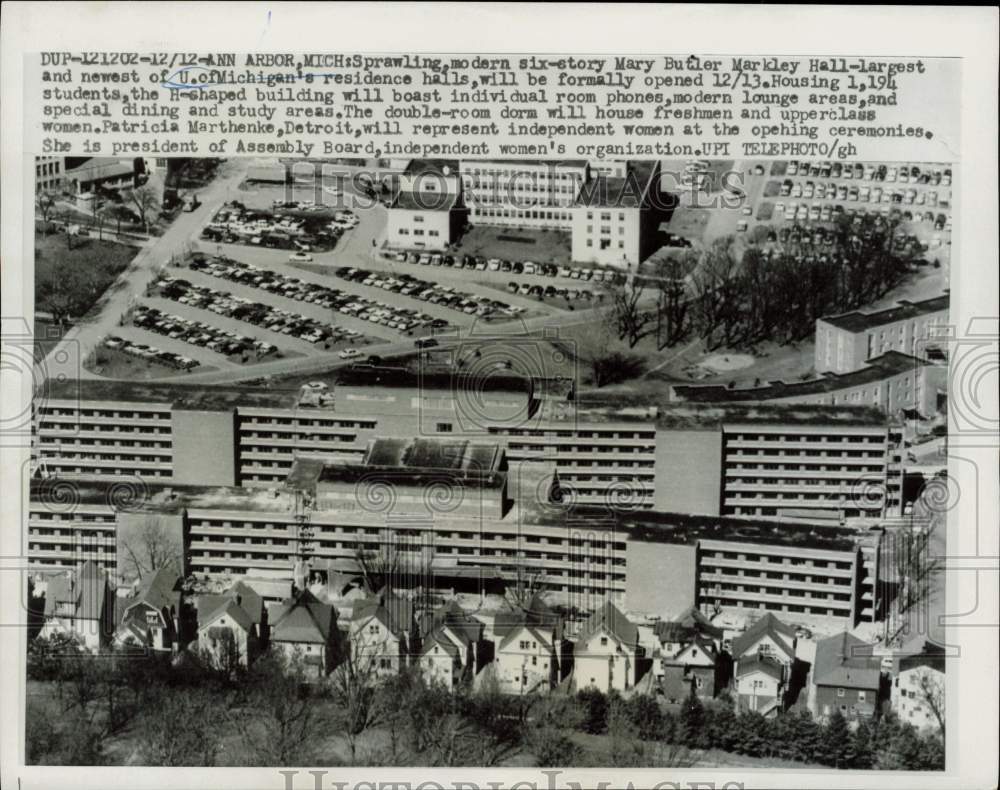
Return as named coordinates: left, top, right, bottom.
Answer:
left=102, top=203, right=136, bottom=235
left=117, top=516, right=182, bottom=586
left=913, top=667, right=945, bottom=737
left=124, top=184, right=160, bottom=232
left=689, top=238, right=741, bottom=350
left=91, top=199, right=107, bottom=241
left=36, top=190, right=58, bottom=233
left=236, top=650, right=330, bottom=765
left=328, top=631, right=384, bottom=764
left=654, top=253, right=695, bottom=349
left=503, top=564, right=543, bottom=611
left=355, top=542, right=432, bottom=596
left=609, top=276, right=653, bottom=348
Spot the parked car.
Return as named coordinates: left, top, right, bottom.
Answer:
left=288, top=252, right=313, bottom=262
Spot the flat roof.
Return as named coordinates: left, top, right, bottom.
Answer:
left=30, top=477, right=881, bottom=553
left=334, top=365, right=533, bottom=395
left=64, top=158, right=134, bottom=181
left=365, top=437, right=502, bottom=475
left=671, top=352, right=930, bottom=403
left=575, top=161, right=659, bottom=208
left=391, top=190, right=458, bottom=212
left=44, top=378, right=300, bottom=411
left=557, top=395, right=889, bottom=429
left=460, top=158, right=589, bottom=170
left=819, top=294, right=949, bottom=333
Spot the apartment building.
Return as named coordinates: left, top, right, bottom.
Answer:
left=815, top=294, right=950, bottom=374
left=570, top=160, right=665, bottom=267
left=719, top=414, right=904, bottom=521
left=33, top=374, right=901, bottom=524
left=671, top=351, right=947, bottom=419
left=384, top=160, right=665, bottom=269
left=27, top=462, right=889, bottom=629
left=460, top=159, right=589, bottom=230
left=35, top=156, right=65, bottom=193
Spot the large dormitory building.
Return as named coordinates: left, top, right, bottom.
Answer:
left=24, top=366, right=903, bottom=627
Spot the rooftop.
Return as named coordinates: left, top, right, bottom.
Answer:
left=670, top=352, right=931, bottom=403
left=44, top=378, right=300, bottom=411
left=575, top=161, right=659, bottom=209
left=813, top=631, right=881, bottom=689
left=403, top=159, right=460, bottom=178
left=333, top=364, right=533, bottom=395
left=365, top=437, right=502, bottom=475
left=30, top=477, right=883, bottom=554
left=556, top=396, right=890, bottom=429
left=461, top=159, right=587, bottom=171
left=391, top=190, right=458, bottom=212
left=64, top=158, right=134, bottom=182
left=819, top=294, right=950, bottom=333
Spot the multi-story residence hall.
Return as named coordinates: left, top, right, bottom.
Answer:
left=33, top=368, right=903, bottom=523
left=815, top=293, right=950, bottom=374
left=385, top=159, right=666, bottom=267
left=26, top=437, right=888, bottom=628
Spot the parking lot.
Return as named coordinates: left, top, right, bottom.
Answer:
left=201, top=201, right=355, bottom=253
left=756, top=160, right=953, bottom=258
left=334, top=263, right=527, bottom=322
left=149, top=275, right=371, bottom=354
left=188, top=254, right=443, bottom=337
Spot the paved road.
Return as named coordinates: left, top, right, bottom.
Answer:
left=40, top=159, right=254, bottom=384
left=39, top=157, right=633, bottom=387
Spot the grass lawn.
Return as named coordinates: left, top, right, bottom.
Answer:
left=452, top=225, right=573, bottom=265
left=770, top=161, right=788, bottom=177
left=33, top=318, right=66, bottom=361
left=84, top=346, right=216, bottom=380
left=34, top=230, right=139, bottom=321
left=763, top=180, right=782, bottom=198
left=665, top=206, right=711, bottom=243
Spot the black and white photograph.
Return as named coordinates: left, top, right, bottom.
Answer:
left=1, top=4, right=997, bottom=790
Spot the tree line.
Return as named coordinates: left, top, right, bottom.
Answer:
left=597, top=214, right=921, bottom=360
left=26, top=636, right=942, bottom=769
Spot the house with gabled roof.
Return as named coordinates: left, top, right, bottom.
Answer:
left=812, top=631, right=881, bottom=720
left=731, top=612, right=798, bottom=715
left=195, top=581, right=267, bottom=670
left=38, top=561, right=115, bottom=652
left=892, top=642, right=945, bottom=733
left=661, top=634, right=720, bottom=703
left=492, top=594, right=566, bottom=694
left=654, top=606, right=724, bottom=657
left=350, top=590, right=418, bottom=679
left=418, top=600, right=487, bottom=690
left=268, top=589, right=341, bottom=678
left=114, top=567, right=184, bottom=653
left=573, top=601, right=642, bottom=694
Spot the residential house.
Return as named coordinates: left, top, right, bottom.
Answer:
left=195, top=581, right=267, bottom=670
left=892, top=644, right=946, bottom=733
left=418, top=600, right=487, bottom=691
left=655, top=606, right=724, bottom=701
left=812, top=631, right=881, bottom=720
left=268, top=589, right=341, bottom=679
left=492, top=594, right=565, bottom=693
left=350, top=590, right=418, bottom=679
left=38, top=561, right=115, bottom=652
left=573, top=601, right=641, bottom=694
left=731, top=613, right=798, bottom=715
left=114, top=567, right=184, bottom=653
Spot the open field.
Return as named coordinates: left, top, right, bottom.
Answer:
left=34, top=231, right=140, bottom=322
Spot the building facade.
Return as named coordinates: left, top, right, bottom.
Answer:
left=815, top=294, right=950, bottom=374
